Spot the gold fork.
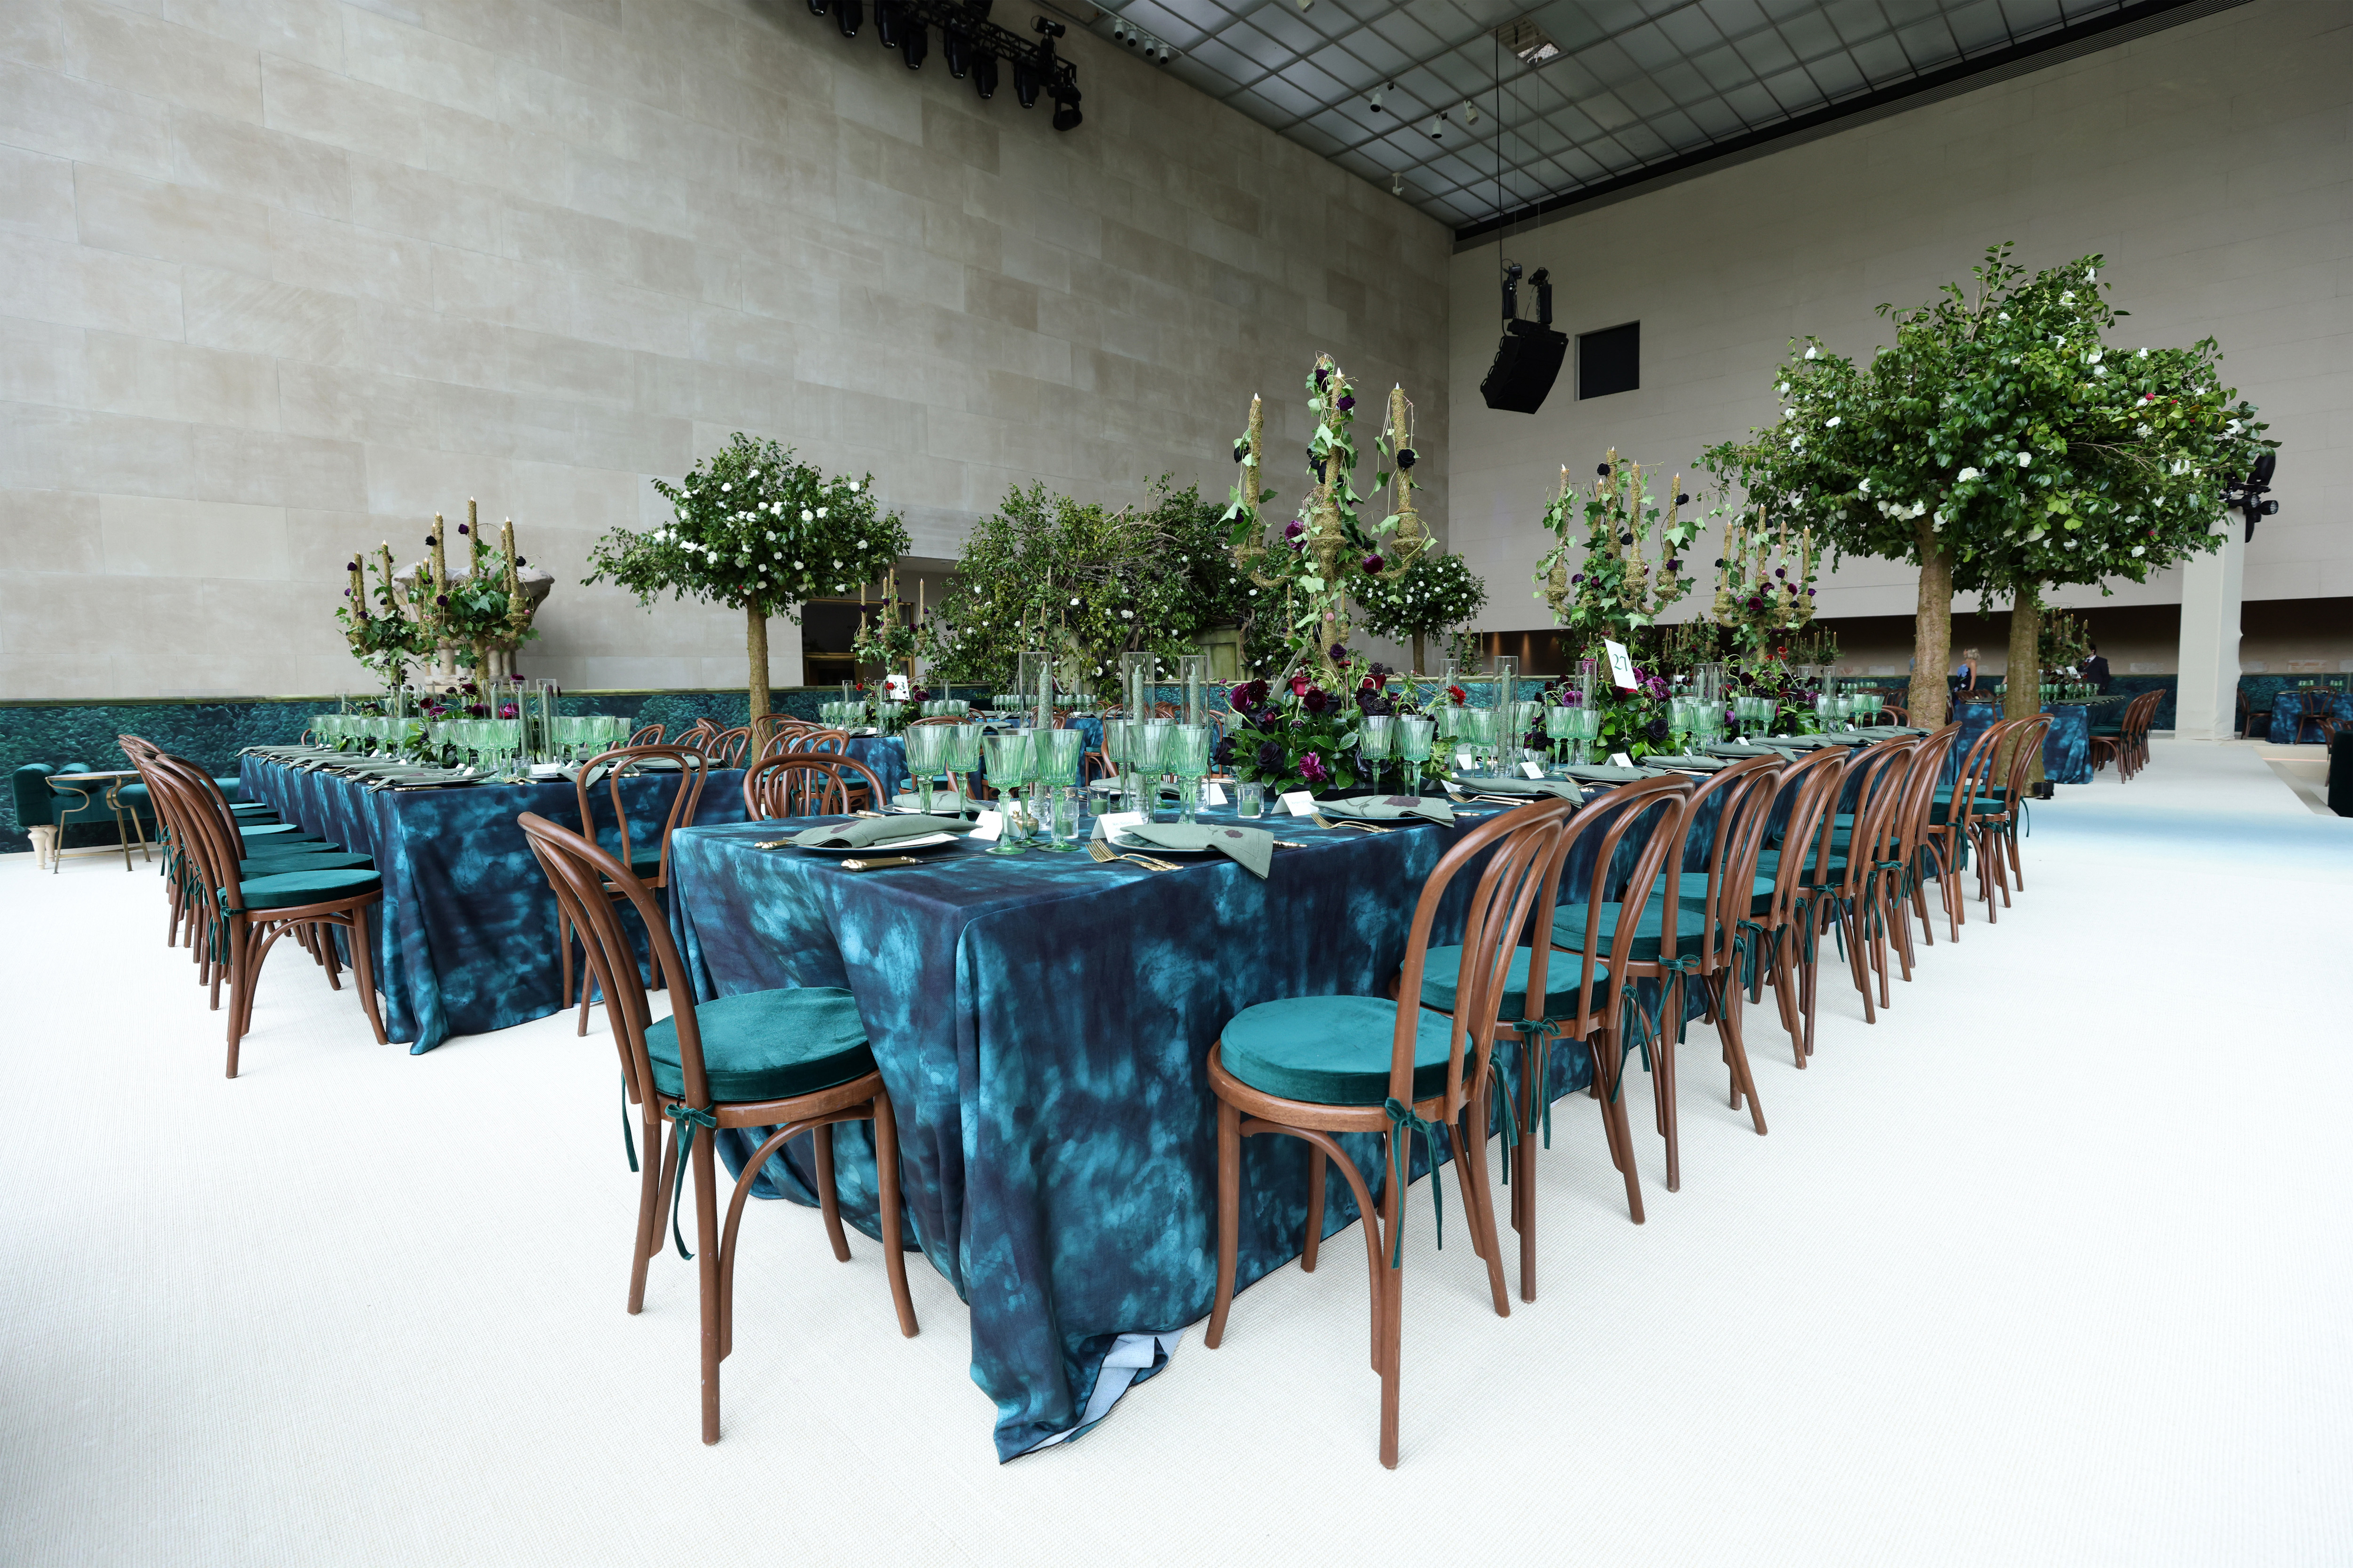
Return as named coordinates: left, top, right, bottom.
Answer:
left=1311, top=812, right=1391, bottom=832
left=1085, top=838, right=1179, bottom=871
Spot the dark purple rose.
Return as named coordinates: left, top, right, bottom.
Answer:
left=1284, top=518, right=1305, bottom=539
left=343, top=588, right=352, bottom=598
left=1337, top=394, right=1355, bottom=412
left=1213, top=735, right=1236, bottom=768
left=1571, top=573, right=1585, bottom=586
left=1619, top=532, right=1635, bottom=545
left=347, top=559, right=360, bottom=571
left=425, top=535, right=437, bottom=546
left=1255, top=740, right=1285, bottom=772
left=1747, top=596, right=1764, bottom=611
left=516, top=556, right=526, bottom=568
left=1327, top=642, right=1348, bottom=663
left=1232, top=438, right=1248, bottom=462
left=1245, top=679, right=1270, bottom=706
left=1646, top=717, right=1669, bottom=743
left=1362, top=554, right=1383, bottom=573
left=1299, top=751, right=1329, bottom=785
left=435, top=594, right=449, bottom=605
left=1315, top=366, right=1329, bottom=389
left=1774, top=567, right=1787, bottom=579
left=1664, top=558, right=1680, bottom=573
left=1807, top=588, right=1817, bottom=596
left=458, top=523, right=469, bottom=535
left=1304, top=686, right=1331, bottom=714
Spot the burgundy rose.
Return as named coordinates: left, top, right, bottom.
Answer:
left=1299, top=751, right=1329, bottom=785
left=1303, top=686, right=1331, bottom=714
left=1362, top=554, right=1383, bottom=573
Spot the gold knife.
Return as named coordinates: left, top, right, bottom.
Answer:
left=841, top=856, right=922, bottom=871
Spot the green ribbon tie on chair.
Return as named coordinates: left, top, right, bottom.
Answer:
left=1380, top=1097, right=1446, bottom=1269
left=1484, top=1045, right=1527, bottom=1183
left=1655, top=953, right=1707, bottom=1047
left=662, top=1103, right=719, bottom=1260
left=1733, top=919, right=1777, bottom=1004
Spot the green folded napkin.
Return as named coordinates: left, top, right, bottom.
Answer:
left=1642, top=755, right=1728, bottom=772
left=789, top=815, right=971, bottom=850
left=1707, top=742, right=1789, bottom=758
left=1122, top=822, right=1274, bottom=878
left=1317, top=793, right=1456, bottom=823
left=1446, top=775, right=1584, bottom=799
left=1564, top=765, right=1651, bottom=783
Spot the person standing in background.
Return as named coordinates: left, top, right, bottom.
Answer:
left=2082, top=642, right=2112, bottom=693
left=1955, top=648, right=1980, bottom=691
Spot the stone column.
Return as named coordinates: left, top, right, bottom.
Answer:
left=2174, top=519, right=2244, bottom=741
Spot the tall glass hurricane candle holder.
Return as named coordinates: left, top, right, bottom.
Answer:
left=1122, top=651, right=1159, bottom=725
left=1487, top=654, right=1519, bottom=719
left=1176, top=653, right=1209, bottom=728
left=1018, top=650, right=1054, bottom=732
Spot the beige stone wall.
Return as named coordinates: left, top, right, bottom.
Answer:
left=1447, top=0, right=2351, bottom=639
left=0, top=0, right=1450, bottom=699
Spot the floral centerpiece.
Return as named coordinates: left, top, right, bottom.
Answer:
left=1223, top=661, right=1443, bottom=795
left=338, top=544, right=430, bottom=690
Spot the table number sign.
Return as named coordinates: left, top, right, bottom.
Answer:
left=1602, top=638, right=1639, bottom=692
left=1091, top=810, right=1144, bottom=840
left=1521, top=762, right=1547, bottom=779
left=1279, top=790, right=1317, bottom=817
left=1203, top=782, right=1228, bottom=806
left=1607, top=752, right=1634, bottom=768
left=972, top=809, right=1005, bottom=842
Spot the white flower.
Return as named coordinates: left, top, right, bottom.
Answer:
left=1956, top=466, right=1981, bottom=482
left=748, top=469, right=760, bottom=479
left=2094, top=366, right=2107, bottom=377
left=795, top=561, right=804, bottom=569
left=721, top=482, right=731, bottom=492
left=1783, top=407, right=1797, bottom=419
left=2060, top=291, right=2075, bottom=303
left=845, top=481, right=860, bottom=493
left=1120, top=609, right=1134, bottom=620
left=2137, top=347, right=2148, bottom=358
left=1858, top=478, right=1872, bottom=493
left=2226, top=419, right=2242, bottom=433
left=1804, top=346, right=1817, bottom=360
left=815, top=508, right=827, bottom=519
left=1778, top=382, right=1789, bottom=393
left=2131, top=545, right=2145, bottom=557
left=2087, top=267, right=2097, bottom=281
left=2136, top=423, right=2154, bottom=438
left=1069, top=597, right=1079, bottom=606
left=2088, top=351, right=2102, bottom=365
left=1825, top=416, right=1841, bottom=427
left=2017, top=452, right=2032, bottom=467
left=800, top=509, right=814, bottom=523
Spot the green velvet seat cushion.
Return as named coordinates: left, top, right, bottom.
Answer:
left=1418, top=944, right=1608, bottom=1018
left=236, top=850, right=375, bottom=877
left=231, top=866, right=382, bottom=910
left=236, top=823, right=322, bottom=843
left=1754, top=846, right=1846, bottom=881
left=1674, top=869, right=1777, bottom=908
left=645, top=987, right=875, bottom=1103
left=211, top=776, right=245, bottom=801
left=629, top=848, right=665, bottom=879
left=1552, top=890, right=1707, bottom=963
left=1221, top=995, right=1464, bottom=1106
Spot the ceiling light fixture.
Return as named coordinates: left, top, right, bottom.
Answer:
left=1462, top=99, right=1478, bottom=125
left=1368, top=83, right=1387, bottom=112
left=1049, top=78, right=1082, bottom=130
left=1425, top=113, right=1445, bottom=140
left=1390, top=172, right=1404, bottom=195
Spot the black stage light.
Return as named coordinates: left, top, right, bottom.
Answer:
left=806, top=0, right=828, bottom=14
left=876, top=0, right=901, bottom=47
left=2227, top=451, right=2279, bottom=542
left=1013, top=59, right=1041, bottom=106
left=835, top=0, right=861, bottom=35
left=972, top=52, right=998, bottom=97
left=1049, top=79, right=1082, bottom=131
left=901, top=19, right=927, bottom=66
left=944, top=22, right=971, bottom=76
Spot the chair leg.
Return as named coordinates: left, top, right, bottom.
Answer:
left=1205, top=1096, right=1241, bottom=1350
left=628, top=1102, right=662, bottom=1315
left=694, top=1130, right=723, bottom=1445
left=1456, top=1089, right=1509, bottom=1317
left=873, top=1092, right=918, bottom=1339
left=1655, top=1027, right=1681, bottom=1193
left=1302, top=1146, right=1326, bottom=1273
left=1709, top=976, right=1767, bottom=1136
left=345, top=906, right=388, bottom=1045
left=1377, top=1133, right=1404, bottom=1471
left=1595, top=1034, right=1645, bottom=1225
left=812, top=1125, right=853, bottom=1263
left=224, top=920, right=248, bottom=1078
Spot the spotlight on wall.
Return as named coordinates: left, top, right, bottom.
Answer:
left=809, top=1, right=1078, bottom=129
left=876, top=0, right=902, bottom=46
left=1013, top=58, right=1041, bottom=106
left=807, top=0, right=829, bottom=14
left=972, top=50, right=998, bottom=96
left=1049, top=79, right=1082, bottom=131
left=1033, top=15, right=1064, bottom=36
left=2228, top=452, right=2279, bottom=542
left=835, top=0, right=862, bottom=35
left=901, top=19, right=928, bottom=66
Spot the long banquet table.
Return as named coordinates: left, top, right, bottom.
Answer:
left=666, top=802, right=1597, bottom=1460
left=239, top=754, right=745, bottom=1051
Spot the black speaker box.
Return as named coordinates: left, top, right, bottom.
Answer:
left=1480, top=319, right=1568, bottom=414
left=2329, top=732, right=2353, bottom=818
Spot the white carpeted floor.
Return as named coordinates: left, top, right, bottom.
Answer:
left=4, top=740, right=2349, bottom=1567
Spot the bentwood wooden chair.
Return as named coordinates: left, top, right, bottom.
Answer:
left=141, top=749, right=346, bottom=961
left=1738, top=746, right=1852, bottom=1065
left=1542, top=765, right=1775, bottom=1194
left=149, top=756, right=386, bottom=1075
left=1921, top=720, right=2011, bottom=939
left=566, top=747, right=711, bottom=1033
left=1972, top=715, right=2051, bottom=915
left=703, top=727, right=752, bottom=768
left=629, top=723, right=666, bottom=746
left=1205, top=802, right=1569, bottom=1467
left=742, top=753, right=885, bottom=819
left=518, top=813, right=916, bottom=1444
left=1883, top=726, right=1960, bottom=965
left=1801, top=738, right=1921, bottom=1029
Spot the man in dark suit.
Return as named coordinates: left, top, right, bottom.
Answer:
left=2082, top=642, right=2112, bottom=693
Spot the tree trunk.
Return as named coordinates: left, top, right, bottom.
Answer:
left=1911, top=523, right=1955, bottom=728
left=1411, top=630, right=1426, bottom=677
left=745, top=602, right=771, bottom=728
left=2005, top=582, right=2045, bottom=783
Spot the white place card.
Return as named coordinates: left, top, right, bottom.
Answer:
left=1091, top=810, right=1144, bottom=841
left=1279, top=790, right=1317, bottom=817
left=1603, top=638, right=1639, bottom=691
left=1203, top=781, right=1228, bottom=806
left=1607, top=751, right=1634, bottom=768
left=1455, top=749, right=1478, bottom=772
left=971, top=809, right=1005, bottom=842
left=1521, top=761, right=1547, bottom=779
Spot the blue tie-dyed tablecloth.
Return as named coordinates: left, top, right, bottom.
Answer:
left=665, top=803, right=1595, bottom=1459
left=238, top=756, right=744, bottom=1052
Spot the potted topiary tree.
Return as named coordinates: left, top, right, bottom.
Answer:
left=583, top=433, right=907, bottom=728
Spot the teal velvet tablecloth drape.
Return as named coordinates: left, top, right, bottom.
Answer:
left=664, top=805, right=1598, bottom=1460
left=238, top=756, right=744, bottom=1051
